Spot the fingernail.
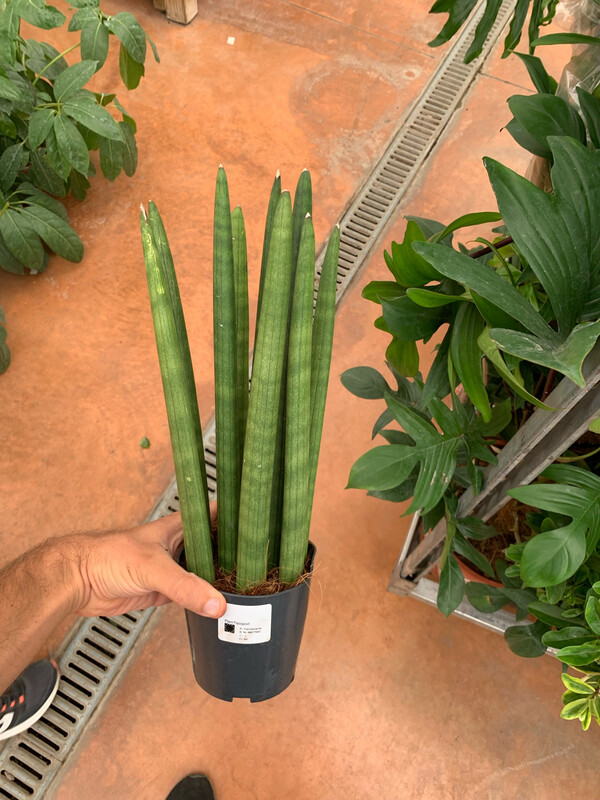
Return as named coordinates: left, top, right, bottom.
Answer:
left=203, top=598, right=222, bottom=617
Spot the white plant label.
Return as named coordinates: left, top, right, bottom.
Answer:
left=218, top=602, right=272, bottom=644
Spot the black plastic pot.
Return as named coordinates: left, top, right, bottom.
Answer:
left=181, top=543, right=315, bottom=702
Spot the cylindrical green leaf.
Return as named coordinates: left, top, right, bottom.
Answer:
left=253, top=172, right=281, bottom=356
left=279, top=215, right=315, bottom=584
left=306, top=226, right=339, bottom=518
left=140, top=208, right=213, bottom=581
left=291, top=169, right=312, bottom=268
left=214, top=167, right=239, bottom=572
left=232, top=205, right=249, bottom=469
left=237, top=192, right=293, bottom=590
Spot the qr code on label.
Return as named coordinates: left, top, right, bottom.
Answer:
left=224, top=622, right=235, bottom=633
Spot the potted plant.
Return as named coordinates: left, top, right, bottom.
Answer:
left=140, top=167, right=340, bottom=702
left=343, top=122, right=600, bottom=613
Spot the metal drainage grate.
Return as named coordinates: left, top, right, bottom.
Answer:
left=0, top=1, right=518, bottom=795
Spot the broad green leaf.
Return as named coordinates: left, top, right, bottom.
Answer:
left=463, top=0, right=502, bottom=63
left=0, top=76, right=21, bottom=102
left=28, top=108, right=55, bottom=148
left=513, top=52, right=558, bottom=94
left=386, top=337, right=419, bottom=377
left=118, top=44, right=144, bottom=90
left=577, top=88, right=600, bottom=149
left=507, top=94, right=586, bottom=159
left=0, top=208, right=44, bottom=270
left=473, top=398, right=512, bottom=437
left=16, top=184, right=68, bottom=221
left=362, top=280, right=405, bottom=303
left=450, top=301, right=491, bottom=422
left=477, top=327, right=553, bottom=409
left=146, top=31, right=160, bottom=63
left=453, top=532, right=495, bottom=578
left=485, top=144, right=590, bottom=335
left=532, top=33, right=600, bottom=47
left=68, top=0, right=100, bottom=8
left=431, top=211, right=503, bottom=243
left=68, top=169, right=91, bottom=200
left=53, top=60, right=98, bottom=102
left=557, top=643, right=600, bottom=668
left=68, top=7, right=98, bottom=31
left=561, top=697, right=592, bottom=720
left=528, top=601, right=576, bottom=628
left=437, top=554, right=465, bottom=617
left=384, top=220, right=443, bottom=287
left=53, top=114, right=89, bottom=174
left=99, top=136, right=123, bottom=180
left=520, top=519, right=586, bottom=587
left=105, top=12, right=146, bottom=63
left=12, top=0, right=65, bottom=29
left=113, top=97, right=137, bottom=133
left=406, top=287, right=465, bottom=307
left=0, top=144, right=23, bottom=192
left=421, top=330, right=451, bottom=409
left=455, top=516, right=499, bottom=541
left=465, top=582, right=507, bottom=612
left=347, top=445, right=417, bottom=491
left=28, top=149, right=67, bottom=196
left=14, top=204, right=83, bottom=262
left=503, top=0, right=529, bottom=54
left=585, top=596, right=600, bottom=636
left=542, top=627, right=597, bottom=649
left=382, top=294, right=449, bottom=341
left=490, top=322, right=600, bottom=388
left=0, top=228, right=26, bottom=273
left=504, top=621, right=548, bottom=658
left=414, top=242, right=556, bottom=343
left=428, top=0, right=478, bottom=48
left=62, top=97, right=123, bottom=141
left=81, top=19, right=110, bottom=67
left=548, top=137, right=600, bottom=263
left=341, top=366, right=390, bottom=399
left=118, top=120, right=137, bottom=176
left=0, top=110, right=16, bottom=137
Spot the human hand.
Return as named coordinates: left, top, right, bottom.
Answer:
left=69, top=513, right=225, bottom=619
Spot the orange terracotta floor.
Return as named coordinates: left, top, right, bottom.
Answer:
left=1, top=0, right=597, bottom=797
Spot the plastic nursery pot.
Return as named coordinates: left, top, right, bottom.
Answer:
left=179, top=543, right=315, bottom=703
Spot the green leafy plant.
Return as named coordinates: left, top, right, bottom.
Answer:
left=463, top=463, right=600, bottom=730
left=141, top=168, right=340, bottom=591
left=427, top=0, right=595, bottom=63
left=0, top=0, right=158, bottom=370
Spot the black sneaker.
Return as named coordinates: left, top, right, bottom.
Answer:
left=0, top=659, right=60, bottom=741
left=166, top=775, right=215, bottom=800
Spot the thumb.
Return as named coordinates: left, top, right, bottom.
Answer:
left=147, top=550, right=226, bottom=618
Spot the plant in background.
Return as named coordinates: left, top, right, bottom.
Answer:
left=0, top=0, right=159, bottom=371
left=463, top=462, right=600, bottom=730
left=141, top=168, right=340, bottom=591
left=428, top=0, right=599, bottom=63
left=344, top=129, right=600, bottom=615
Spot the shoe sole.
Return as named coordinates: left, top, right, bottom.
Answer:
left=0, top=665, right=60, bottom=742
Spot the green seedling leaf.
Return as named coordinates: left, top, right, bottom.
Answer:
left=513, top=52, right=558, bottom=94
left=428, top=0, right=478, bottom=48
left=430, top=211, right=502, bottom=242
left=557, top=643, right=600, bottom=667
left=560, top=697, right=592, bottom=720
left=63, top=97, right=123, bottom=140
left=140, top=437, right=150, bottom=448
left=490, top=321, right=600, bottom=388
left=519, top=519, right=586, bottom=588
left=437, top=554, right=465, bottom=617
left=362, top=280, right=405, bottom=303
left=347, top=445, right=417, bottom=492
left=585, top=596, right=600, bottom=636
left=562, top=672, right=596, bottom=695
left=542, top=627, right=597, bottom=649
left=532, top=33, right=600, bottom=47
left=53, top=60, right=98, bottom=102
left=504, top=621, right=548, bottom=658
left=105, top=12, right=146, bottom=62
left=341, top=366, right=390, bottom=399
left=81, top=19, right=110, bottom=67
left=119, top=43, right=144, bottom=89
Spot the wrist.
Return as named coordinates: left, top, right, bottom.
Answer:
left=37, top=534, right=89, bottom=617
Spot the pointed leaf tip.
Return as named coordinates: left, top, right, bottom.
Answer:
left=276, top=169, right=281, bottom=178
left=305, top=212, right=311, bottom=218
left=140, top=203, right=147, bottom=220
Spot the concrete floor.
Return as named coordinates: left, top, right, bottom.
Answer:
left=0, top=0, right=596, bottom=797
